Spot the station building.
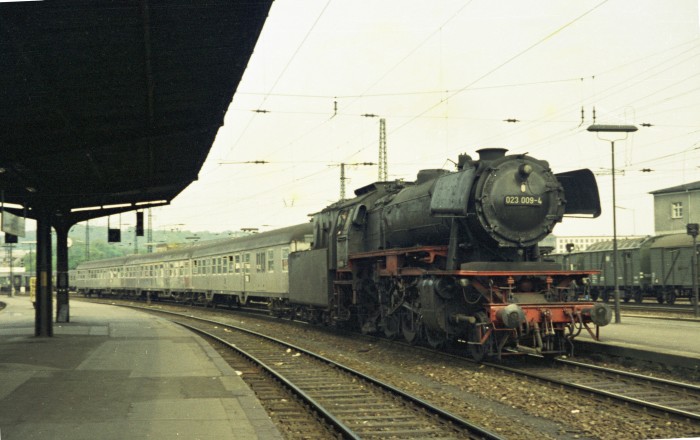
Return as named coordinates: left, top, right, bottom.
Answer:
left=551, top=236, right=643, bottom=254
left=548, top=180, right=700, bottom=254
left=650, top=180, right=700, bottom=235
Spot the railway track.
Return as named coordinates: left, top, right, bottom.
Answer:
left=619, top=303, right=698, bottom=317
left=139, top=306, right=504, bottom=440
left=79, top=298, right=700, bottom=438
left=494, top=357, right=700, bottom=422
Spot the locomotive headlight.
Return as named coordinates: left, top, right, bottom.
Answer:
left=518, top=163, right=533, bottom=178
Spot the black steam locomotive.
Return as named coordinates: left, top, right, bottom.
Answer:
left=75, top=148, right=612, bottom=360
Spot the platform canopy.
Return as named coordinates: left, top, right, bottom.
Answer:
left=0, top=0, right=273, bottom=225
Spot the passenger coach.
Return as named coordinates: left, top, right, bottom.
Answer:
left=74, top=223, right=313, bottom=307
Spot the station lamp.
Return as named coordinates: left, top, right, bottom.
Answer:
left=587, top=124, right=638, bottom=324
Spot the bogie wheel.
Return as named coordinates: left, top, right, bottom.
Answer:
left=665, top=289, right=677, bottom=305
left=468, top=312, right=489, bottom=362
left=423, top=327, right=446, bottom=349
left=401, top=311, right=419, bottom=344
left=634, top=290, right=643, bottom=303
left=622, top=289, right=633, bottom=303
left=382, top=313, right=401, bottom=340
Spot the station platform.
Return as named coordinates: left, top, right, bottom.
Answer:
left=0, top=296, right=283, bottom=440
left=576, top=312, right=700, bottom=370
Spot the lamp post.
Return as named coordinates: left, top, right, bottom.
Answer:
left=687, top=223, right=699, bottom=318
left=587, top=124, right=638, bottom=324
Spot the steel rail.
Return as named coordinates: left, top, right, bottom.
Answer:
left=487, top=357, right=700, bottom=422
left=139, top=306, right=505, bottom=440
left=177, top=321, right=360, bottom=440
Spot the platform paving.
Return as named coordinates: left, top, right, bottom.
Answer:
left=576, top=312, right=700, bottom=369
left=0, top=296, right=283, bottom=440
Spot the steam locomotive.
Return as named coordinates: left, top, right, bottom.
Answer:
left=75, top=148, right=612, bottom=360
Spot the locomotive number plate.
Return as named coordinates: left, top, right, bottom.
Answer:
left=504, top=195, right=542, bottom=206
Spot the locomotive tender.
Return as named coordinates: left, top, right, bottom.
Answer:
left=75, top=148, right=612, bottom=360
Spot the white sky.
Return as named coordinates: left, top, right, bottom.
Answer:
left=111, top=1, right=700, bottom=237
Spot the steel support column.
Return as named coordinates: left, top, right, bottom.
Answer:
left=35, top=211, right=53, bottom=337
left=56, top=225, right=70, bottom=323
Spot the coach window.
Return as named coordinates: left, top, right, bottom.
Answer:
left=228, top=255, right=233, bottom=273
left=234, top=254, right=241, bottom=274
left=256, top=251, right=266, bottom=273
left=244, top=253, right=251, bottom=273
left=267, top=249, right=275, bottom=272
left=281, top=247, right=290, bottom=272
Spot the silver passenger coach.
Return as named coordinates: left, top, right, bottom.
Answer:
left=74, top=223, right=313, bottom=308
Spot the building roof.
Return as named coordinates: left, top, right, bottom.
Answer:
left=649, top=180, right=700, bottom=195
left=0, top=1, right=272, bottom=225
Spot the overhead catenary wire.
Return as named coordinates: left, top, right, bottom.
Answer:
left=143, top=1, right=700, bottom=234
